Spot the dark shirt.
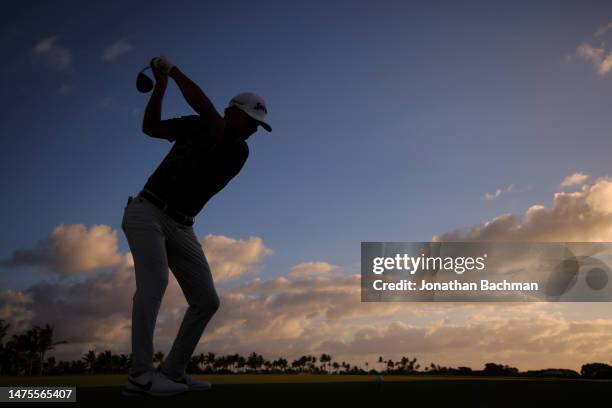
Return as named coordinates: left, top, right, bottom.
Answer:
left=142, top=115, right=249, bottom=217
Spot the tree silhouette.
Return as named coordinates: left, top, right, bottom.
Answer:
left=319, top=353, right=332, bottom=373
left=35, top=324, right=67, bottom=375
left=81, top=350, right=96, bottom=374
left=204, top=352, right=215, bottom=372
left=153, top=351, right=165, bottom=369
left=0, top=321, right=608, bottom=379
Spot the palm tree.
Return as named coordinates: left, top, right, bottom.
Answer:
left=308, top=355, right=317, bottom=373
left=275, top=357, right=288, bottom=373
left=119, top=354, right=130, bottom=372
left=34, top=324, right=67, bottom=375
left=97, top=350, right=113, bottom=373
left=196, top=353, right=205, bottom=372
left=8, top=329, right=39, bottom=375
left=0, top=320, right=9, bottom=346
left=319, top=353, right=332, bottom=373
left=0, top=320, right=10, bottom=375
left=153, top=351, right=165, bottom=369
left=204, top=352, right=215, bottom=372
left=81, top=350, right=96, bottom=374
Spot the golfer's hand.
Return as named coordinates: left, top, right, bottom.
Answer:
left=152, top=56, right=175, bottom=75
left=150, top=58, right=168, bottom=88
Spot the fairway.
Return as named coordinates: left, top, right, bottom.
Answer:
left=2, top=375, right=611, bottom=407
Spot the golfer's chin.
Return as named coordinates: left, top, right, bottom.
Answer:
left=226, top=129, right=250, bottom=141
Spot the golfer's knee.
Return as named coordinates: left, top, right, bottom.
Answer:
left=210, top=294, right=221, bottom=312
left=193, top=293, right=220, bottom=315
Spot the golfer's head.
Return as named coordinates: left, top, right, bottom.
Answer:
left=224, top=106, right=259, bottom=140
left=224, top=92, right=272, bottom=141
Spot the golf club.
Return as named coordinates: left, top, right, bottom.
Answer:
left=136, top=66, right=154, bottom=93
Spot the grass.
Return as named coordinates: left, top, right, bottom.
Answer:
left=1, top=374, right=611, bottom=407
left=0, top=373, right=599, bottom=387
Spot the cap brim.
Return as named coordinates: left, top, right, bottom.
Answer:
left=257, top=121, right=272, bottom=132
left=238, top=107, right=272, bottom=132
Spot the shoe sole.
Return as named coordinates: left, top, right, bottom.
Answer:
left=122, top=387, right=188, bottom=397
left=189, top=384, right=212, bottom=391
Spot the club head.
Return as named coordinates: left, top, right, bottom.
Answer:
left=136, top=69, right=154, bottom=93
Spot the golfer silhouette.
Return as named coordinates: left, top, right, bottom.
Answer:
left=121, top=56, right=272, bottom=397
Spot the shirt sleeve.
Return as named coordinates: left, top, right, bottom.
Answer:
left=159, top=115, right=206, bottom=143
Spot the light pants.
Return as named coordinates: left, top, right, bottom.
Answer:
left=121, top=194, right=220, bottom=379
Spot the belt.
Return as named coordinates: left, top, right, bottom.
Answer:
left=137, top=189, right=195, bottom=227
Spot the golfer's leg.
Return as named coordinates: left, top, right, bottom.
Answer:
left=162, top=226, right=220, bottom=379
left=122, top=201, right=169, bottom=376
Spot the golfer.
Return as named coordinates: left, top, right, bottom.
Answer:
left=121, top=56, right=272, bottom=397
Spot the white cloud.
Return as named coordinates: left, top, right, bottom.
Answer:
left=202, top=234, right=274, bottom=282
left=560, top=172, right=589, bottom=188
left=0, top=224, right=123, bottom=275
left=436, top=176, right=612, bottom=242
left=32, top=36, right=72, bottom=71
left=4, top=186, right=612, bottom=371
left=4, top=261, right=612, bottom=371
left=484, top=184, right=517, bottom=201
left=577, top=43, right=612, bottom=75
left=584, top=178, right=612, bottom=214
left=0, top=290, right=34, bottom=333
left=594, top=21, right=612, bottom=37
left=102, top=39, right=133, bottom=62
left=289, top=261, right=339, bottom=278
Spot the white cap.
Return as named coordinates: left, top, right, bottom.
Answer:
left=228, top=92, right=272, bottom=132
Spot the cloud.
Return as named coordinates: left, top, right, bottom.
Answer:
left=436, top=177, right=612, bottom=242
left=289, top=261, right=339, bottom=278
left=0, top=253, right=136, bottom=355
left=576, top=43, right=612, bottom=76
left=0, top=290, right=34, bottom=333
left=4, top=260, right=612, bottom=371
left=316, top=311, right=612, bottom=371
left=32, top=36, right=72, bottom=72
left=560, top=172, right=589, bottom=188
left=0, top=258, right=425, bottom=367
left=594, top=21, right=612, bottom=37
left=202, top=235, right=274, bottom=282
left=102, top=39, right=133, bottom=62
left=584, top=177, right=612, bottom=214
left=484, top=184, right=517, bottom=201
left=4, top=186, right=612, bottom=371
left=1, top=235, right=612, bottom=370
left=0, top=224, right=123, bottom=275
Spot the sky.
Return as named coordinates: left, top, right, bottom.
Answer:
left=1, top=0, right=612, bottom=371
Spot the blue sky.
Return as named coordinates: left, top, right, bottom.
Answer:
left=1, top=0, right=612, bottom=287
left=3, top=1, right=612, bottom=370
left=0, top=2, right=612, bottom=284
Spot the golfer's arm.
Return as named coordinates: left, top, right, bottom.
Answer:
left=142, top=83, right=170, bottom=139
left=169, top=67, right=224, bottom=135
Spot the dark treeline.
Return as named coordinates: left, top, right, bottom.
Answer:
left=1, top=321, right=611, bottom=379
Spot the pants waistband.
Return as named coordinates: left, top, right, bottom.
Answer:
left=137, top=189, right=195, bottom=227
